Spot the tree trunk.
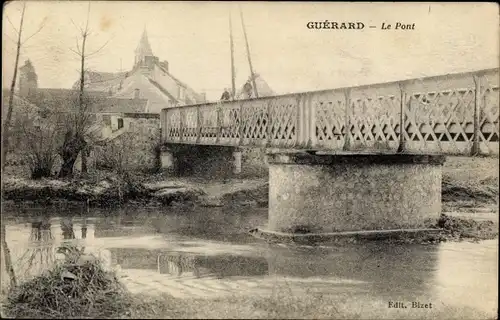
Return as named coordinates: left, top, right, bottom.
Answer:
left=1, top=224, right=17, bottom=288
left=58, top=132, right=86, bottom=178
left=59, top=155, right=78, bottom=178
left=1, top=4, right=26, bottom=173
left=81, top=147, right=88, bottom=173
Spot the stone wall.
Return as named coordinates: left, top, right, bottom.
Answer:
left=86, top=113, right=161, bottom=173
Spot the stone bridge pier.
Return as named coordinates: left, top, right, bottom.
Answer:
left=256, top=152, right=446, bottom=241
left=160, top=144, right=243, bottom=178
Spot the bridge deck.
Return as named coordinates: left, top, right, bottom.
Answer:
left=161, top=68, right=499, bottom=156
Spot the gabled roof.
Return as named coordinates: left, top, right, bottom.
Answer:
left=73, top=71, right=128, bottom=91
left=236, top=73, right=275, bottom=99
left=152, top=63, right=205, bottom=104
left=148, top=78, right=179, bottom=104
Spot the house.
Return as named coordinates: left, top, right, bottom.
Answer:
left=72, top=29, right=206, bottom=113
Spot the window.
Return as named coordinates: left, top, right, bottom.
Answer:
left=117, top=118, right=124, bottom=129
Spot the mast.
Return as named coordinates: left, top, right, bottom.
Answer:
left=229, top=11, right=236, bottom=100
left=239, top=6, right=259, bottom=98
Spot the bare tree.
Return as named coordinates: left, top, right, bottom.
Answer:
left=1, top=224, right=17, bottom=288
left=1, top=2, right=46, bottom=174
left=16, top=107, right=63, bottom=179
left=58, top=2, right=110, bottom=178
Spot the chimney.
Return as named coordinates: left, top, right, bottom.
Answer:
left=134, top=89, right=140, bottom=100
left=160, top=60, right=169, bottom=72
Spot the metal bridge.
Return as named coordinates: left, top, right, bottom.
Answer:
left=161, top=68, right=499, bottom=156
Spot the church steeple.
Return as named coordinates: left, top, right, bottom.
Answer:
left=135, top=28, right=154, bottom=66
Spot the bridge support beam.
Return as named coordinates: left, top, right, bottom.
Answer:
left=264, top=152, right=446, bottom=237
left=233, top=148, right=242, bottom=174
left=160, top=147, right=175, bottom=172
left=160, top=144, right=244, bottom=178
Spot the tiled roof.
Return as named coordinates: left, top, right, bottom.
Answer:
left=95, top=98, right=149, bottom=113
left=8, top=88, right=148, bottom=113
left=147, top=78, right=179, bottom=104
left=73, top=71, right=128, bottom=91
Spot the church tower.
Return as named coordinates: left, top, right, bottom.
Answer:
left=134, top=28, right=157, bottom=69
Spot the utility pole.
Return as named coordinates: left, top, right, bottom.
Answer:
left=229, top=11, right=236, bottom=100
left=239, top=6, right=259, bottom=98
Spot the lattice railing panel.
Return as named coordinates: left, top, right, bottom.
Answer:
left=404, top=88, right=476, bottom=154
left=165, top=109, right=181, bottom=142
left=181, top=107, right=199, bottom=143
left=240, top=99, right=269, bottom=146
left=161, top=68, right=499, bottom=156
left=313, top=90, right=346, bottom=150
left=198, top=104, right=218, bottom=144
left=219, top=101, right=241, bottom=145
left=479, top=72, right=499, bottom=154
left=269, top=96, right=298, bottom=148
left=348, top=85, right=401, bottom=151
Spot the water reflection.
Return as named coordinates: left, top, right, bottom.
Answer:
left=266, top=244, right=439, bottom=301
left=1, top=205, right=497, bottom=318
left=13, top=217, right=56, bottom=282
left=109, top=247, right=269, bottom=279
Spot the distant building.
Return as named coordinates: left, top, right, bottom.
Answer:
left=72, top=28, right=207, bottom=113
left=18, top=59, right=38, bottom=97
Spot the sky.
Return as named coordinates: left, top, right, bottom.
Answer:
left=2, top=1, right=499, bottom=101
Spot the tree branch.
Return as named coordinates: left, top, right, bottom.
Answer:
left=76, top=36, right=81, bottom=54
left=6, top=16, right=19, bottom=34
left=1, top=1, right=26, bottom=172
left=70, top=18, right=84, bottom=34
left=86, top=37, right=111, bottom=57
left=84, top=1, right=91, bottom=34
left=68, top=48, right=82, bottom=56
left=2, top=32, right=17, bottom=44
left=21, top=17, right=47, bottom=45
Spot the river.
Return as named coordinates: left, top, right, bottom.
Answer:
left=1, top=203, right=498, bottom=319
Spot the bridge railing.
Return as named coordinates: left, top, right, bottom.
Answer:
left=161, top=68, right=499, bottom=156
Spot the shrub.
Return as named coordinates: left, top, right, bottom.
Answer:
left=2, top=252, right=133, bottom=319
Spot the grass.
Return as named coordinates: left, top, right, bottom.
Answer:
left=1, top=251, right=133, bottom=319
left=121, top=288, right=496, bottom=319
left=435, top=213, right=498, bottom=241
left=442, top=156, right=499, bottom=211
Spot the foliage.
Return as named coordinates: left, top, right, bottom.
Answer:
left=16, top=110, right=61, bottom=179
left=10, top=91, right=106, bottom=179
left=93, top=122, right=161, bottom=174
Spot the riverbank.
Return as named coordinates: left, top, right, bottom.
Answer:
left=2, top=157, right=497, bottom=211
left=1, top=174, right=267, bottom=208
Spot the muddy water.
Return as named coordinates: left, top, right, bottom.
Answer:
left=1, top=204, right=498, bottom=319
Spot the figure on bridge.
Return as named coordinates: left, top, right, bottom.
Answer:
left=243, top=80, right=253, bottom=99
left=220, top=88, right=231, bottom=101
